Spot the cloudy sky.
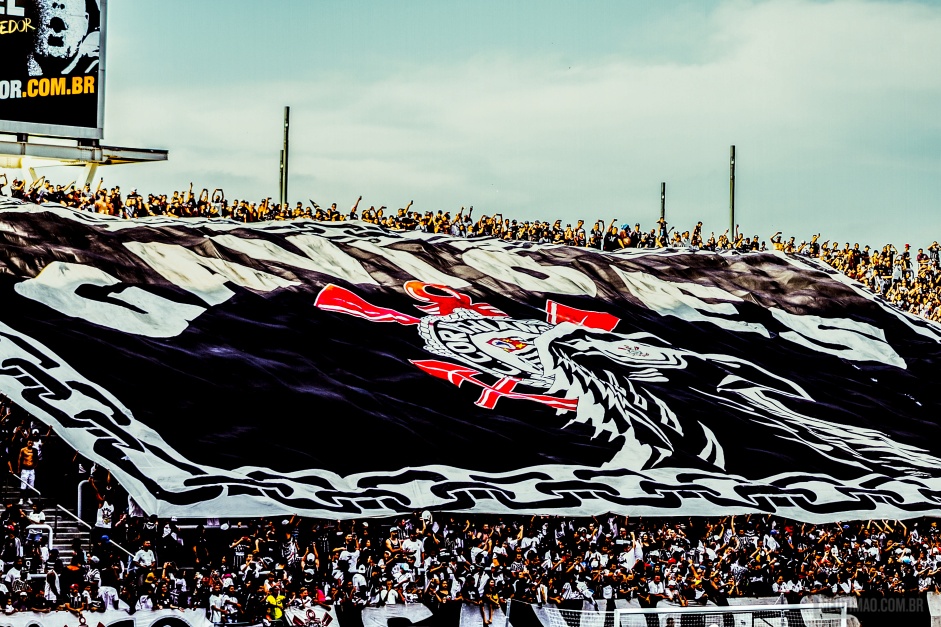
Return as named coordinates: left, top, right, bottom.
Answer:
left=69, top=0, right=941, bottom=245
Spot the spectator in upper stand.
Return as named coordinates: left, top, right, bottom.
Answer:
left=25, top=503, right=44, bottom=527
left=132, top=540, right=156, bottom=584
left=265, top=583, right=286, bottom=624
left=93, top=499, right=113, bottom=544
left=16, top=438, right=37, bottom=506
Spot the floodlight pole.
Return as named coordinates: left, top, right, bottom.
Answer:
left=279, top=150, right=285, bottom=206
left=280, top=106, right=291, bottom=207
left=660, top=182, right=666, bottom=221
left=729, top=145, right=736, bottom=236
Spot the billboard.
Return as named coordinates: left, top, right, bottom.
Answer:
left=0, top=0, right=106, bottom=139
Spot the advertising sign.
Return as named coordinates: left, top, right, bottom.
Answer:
left=0, top=0, right=106, bottom=139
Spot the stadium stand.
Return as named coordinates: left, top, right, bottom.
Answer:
left=0, top=178, right=937, bottom=627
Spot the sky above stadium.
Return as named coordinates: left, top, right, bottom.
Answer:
left=76, top=0, right=941, bottom=246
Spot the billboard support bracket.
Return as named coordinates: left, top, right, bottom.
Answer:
left=0, top=138, right=167, bottom=175
left=83, top=163, right=99, bottom=187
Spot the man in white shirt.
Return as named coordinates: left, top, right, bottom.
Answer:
left=351, top=566, right=368, bottom=593
left=402, top=532, right=423, bottom=571
left=378, top=579, right=402, bottom=605
left=618, top=533, right=644, bottom=572
left=208, top=583, right=225, bottom=624
left=222, top=584, right=241, bottom=623
left=27, top=503, right=45, bottom=526
left=337, top=536, right=361, bottom=575
left=132, top=540, right=156, bottom=583
left=643, top=575, right=666, bottom=611
left=3, top=560, right=22, bottom=590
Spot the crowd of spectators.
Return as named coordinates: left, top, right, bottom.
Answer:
left=0, top=389, right=937, bottom=621
left=5, top=175, right=941, bottom=324
left=2, top=177, right=941, bottom=622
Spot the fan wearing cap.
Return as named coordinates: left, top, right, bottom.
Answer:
left=351, top=565, right=368, bottom=593
left=62, top=583, right=84, bottom=615
left=7, top=578, right=30, bottom=612
left=265, top=583, right=286, bottom=624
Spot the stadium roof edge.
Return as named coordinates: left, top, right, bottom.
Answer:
left=0, top=139, right=167, bottom=167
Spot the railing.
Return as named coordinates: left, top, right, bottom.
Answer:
left=4, top=470, right=133, bottom=557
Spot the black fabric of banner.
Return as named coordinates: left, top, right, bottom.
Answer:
left=0, top=203, right=939, bottom=521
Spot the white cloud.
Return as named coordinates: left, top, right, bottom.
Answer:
left=91, top=0, right=941, bottom=245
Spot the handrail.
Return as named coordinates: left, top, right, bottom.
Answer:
left=6, top=471, right=133, bottom=557
left=25, top=524, right=53, bottom=554
left=76, top=479, right=89, bottom=521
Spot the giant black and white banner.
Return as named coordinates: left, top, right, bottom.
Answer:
left=0, top=201, right=940, bottom=522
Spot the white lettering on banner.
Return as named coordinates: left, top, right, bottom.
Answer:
left=614, top=268, right=906, bottom=366
left=361, top=605, right=435, bottom=627
left=14, top=262, right=206, bottom=338
left=613, top=267, right=768, bottom=336
left=280, top=234, right=378, bottom=285
left=770, top=308, right=906, bottom=369
left=347, top=238, right=470, bottom=288
left=462, top=248, right=597, bottom=296
left=212, top=233, right=377, bottom=286
left=125, top=241, right=298, bottom=306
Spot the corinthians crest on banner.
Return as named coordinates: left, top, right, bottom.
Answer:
left=0, top=200, right=939, bottom=522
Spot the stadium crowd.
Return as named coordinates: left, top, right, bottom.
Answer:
left=0, top=177, right=939, bottom=623
left=0, top=391, right=935, bottom=621
left=4, top=176, right=940, bottom=324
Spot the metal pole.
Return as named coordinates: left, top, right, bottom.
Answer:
left=660, top=182, right=666, bottom=221
left=83, top=163, right=98, bottom=187
left=279, top=150, right=285, bottom=207
left=729, top=145, right=736, bottom=237
left=76, top=479, right=89, bottom=522
left=282, top=106, right=291, bottom=206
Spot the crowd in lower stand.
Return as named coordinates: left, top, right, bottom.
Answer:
left=0, top=393, right=938, bottom=620
left=5, top=176, right=940, bottom=323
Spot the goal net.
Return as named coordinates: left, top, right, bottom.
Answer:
left=514, top=601, right=851, bottom=627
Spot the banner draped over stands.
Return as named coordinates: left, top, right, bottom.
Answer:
left=1, top=201, right=941, bottom=522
